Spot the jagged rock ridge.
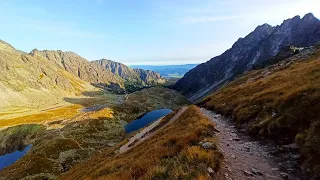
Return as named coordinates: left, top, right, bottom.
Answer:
left=30, top=50, right=125, bottom=89
left=92, top=59, right=166, bottom=85
left=174, top=13, right=320, bottom=101
left=0, top=41, right=90, bottom=109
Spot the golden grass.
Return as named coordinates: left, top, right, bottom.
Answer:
left=199, top=51, right=320, bottom=143
left=0, top=91, right=120, bottom=128
left=198, top=48, right=320, bottom=177
left=60, top=105, right=223, bottom=180
left=87, top=108, right=114, bottom=120
left=0, top=105, right=82, bottom=128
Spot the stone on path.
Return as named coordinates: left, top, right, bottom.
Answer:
left=242, top=170, right=254, bottom=176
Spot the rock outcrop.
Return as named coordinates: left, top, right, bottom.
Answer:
left=133, top=68, right=166, bottom=85
left=92, top=59, right=166, bottom=85
left=0, top=41, right=91, bottom=109
left=30, top=50, right=124, bottom=89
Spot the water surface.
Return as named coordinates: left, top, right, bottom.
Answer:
left=125, top=109, right=172, bottom=133
left=0, top=144, right=32, bottom=170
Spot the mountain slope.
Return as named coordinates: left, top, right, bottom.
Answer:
left=30, top=50, right=125, bottom=90
left=0, top=87, right=189, bottom=180
left=133, top=68, right=165, bottom=84
left=92, top=59, right=166, bottom=85
left=60, top=105, right=222, bottom=180
left=198, top=46, right=320, bottom=177
left=93, top=59, right=140, bottom=80
left=0, top=40, right=91, bottom=110
left=174, top=13, right=320, bottom=101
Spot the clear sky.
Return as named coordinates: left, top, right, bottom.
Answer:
left=0, top=0, right=319, bottom=65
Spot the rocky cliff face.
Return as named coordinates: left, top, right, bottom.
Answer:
left=174, top=13, right=320, bottom=101
left=0, top=41, right=91, bottom=109
left=93, top=59, right=166, bottom=85
left=92, top=59, right=140, bottom=81
left=30, top=50, right=124, bottom=89
left=133, top=68, right=166, bottom=84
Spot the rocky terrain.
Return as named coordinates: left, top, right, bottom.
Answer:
left=31, top=50, right=125, bottom=92
left=198, top=45, right=320, bottom=178
left=31, top=50, right=166, bottom=93
left=174, top=13, right=320, bottom=101
left=201, top=109, right=307, bottom=180
left=93, top=59, right=166, bottom=85
left=0, top=40, right=92, bottom=113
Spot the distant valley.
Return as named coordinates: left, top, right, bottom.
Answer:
left=130, top=64, right=197, bottom=78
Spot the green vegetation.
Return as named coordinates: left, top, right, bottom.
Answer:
left=112, top=87, right=189, bottom=122
left=0, top=124, right=45, bottom=155
left=124, top=80, right=145, bottom=93
left=60, top=105, right=223, bottom=180
left=198, top=47, right=320, bottom=177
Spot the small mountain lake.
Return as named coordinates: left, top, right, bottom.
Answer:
left=0, top=144, right=32, bottom=170
left=125, top=109, right=172, bottom=133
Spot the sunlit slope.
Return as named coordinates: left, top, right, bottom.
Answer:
left=60, top=105, right=222, bottom=180
left=0, top=40, right=92, bottom=111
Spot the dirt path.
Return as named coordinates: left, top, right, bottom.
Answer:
left=200, top=108, right=302, bottom=180
left=119, top=107, right=187, bottom=153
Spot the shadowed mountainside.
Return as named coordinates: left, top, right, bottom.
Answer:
left=198, top=45, right=320, bottom=178
left=174, top=13, right=320, bottom=101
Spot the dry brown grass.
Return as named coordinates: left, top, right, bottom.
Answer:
left=0, top=105, right=82, bottom=128
left=198, top=48, right=320, bottom=177
left=199, top=50, right=320, bottom=143
left=60, top=105, right=223, bottom=180
left=87, top=108, right=114, bottom=120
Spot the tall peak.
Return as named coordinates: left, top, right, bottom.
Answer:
left=302, top=13, right=317, bottom=20
left=254, top=23, right=273, bottom=33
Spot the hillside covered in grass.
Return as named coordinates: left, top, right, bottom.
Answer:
left=0, top=87, right=189, bottom=180
left=198, top=46, right=320, bottom=177
left=60, top=105, right=223, bottom=180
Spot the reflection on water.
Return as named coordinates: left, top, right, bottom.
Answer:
left=0, top=144, right=32, bottom=170
left=125, top=109, right=172, bottom=133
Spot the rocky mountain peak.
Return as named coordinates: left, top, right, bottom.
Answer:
left=92, top=59, right=166, bottom=86
left=232, top=23, right=273, bottom=49
left=174, top=13, right=320, bottom=101
left=29, top=49, right=40, bottom=56
left=254, top=23, right=273, bottom=33
left=302, top=12, right=316, bottom=20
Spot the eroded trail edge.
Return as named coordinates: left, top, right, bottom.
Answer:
left=120, top=107, right=187, bottom=153
left=200, top=108, right=303, bottom=180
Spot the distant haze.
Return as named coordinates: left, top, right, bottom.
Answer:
left=0, top=0, right=319, bottom=65
left=131, top=64, right=197, bottom=78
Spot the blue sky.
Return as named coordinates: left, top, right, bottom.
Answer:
left=0, top=0, right=319, bottom=65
